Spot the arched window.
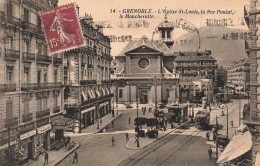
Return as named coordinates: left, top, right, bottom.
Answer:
left=119, top=89, right=123, bottom=98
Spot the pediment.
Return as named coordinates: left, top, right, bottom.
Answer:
left=125, top=45, right=162, bottom=55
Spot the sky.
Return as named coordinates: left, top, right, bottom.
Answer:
left=59, top=0, right=250, bottom=56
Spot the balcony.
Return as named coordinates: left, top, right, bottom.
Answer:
left=22, top=113, right=33, bottom=123
left=0, top=84, right=16, bottom=92
left=5, top=117, right=18, bottom=128
left=53, top=106, right=60, bottom=113
left=88, top=64, right=94, bottom=68
left=53, top=57, right=62, bottom=65
left=36, top=109, right=50, bottom=119
left=21, top=20, right=37, bottom=31
left=5, top=49, right=20, bottom=60
left=37, top=54, right=52, bottom=64
left=23, top=52, right=35, bottom=62
left=21, top=82, right=62, bottom=91
left=80, top=80, right=97, bottom=85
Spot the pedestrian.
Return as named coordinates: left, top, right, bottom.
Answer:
left=213, top=133, right=217, bottom=144
left=64, top=138, right=68, bottom=149
left=126, top=133, right=129, bottom=141
left=171, top=123, right=174, bottom=129
left=44, top=152, right=48, bottom=164
left=206, top=132, right=210, bottom=141
left=230, top=120, right=234, bottom=128
left=134, top=134, right=138, bottom=143
left=72, top=151, right=78, bottom=164
left=112, top=136, right=115, bottom=146
left=112, top=121, right=114, bottom=128
left=128, top=117, right=131, bottom=124
left=208, top=147, right=212, bottom=160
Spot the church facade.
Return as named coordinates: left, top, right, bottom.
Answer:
left=112, top=36, right=179, bottom=105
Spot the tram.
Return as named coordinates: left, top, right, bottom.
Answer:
left=195, top=110, right=210, bottom=130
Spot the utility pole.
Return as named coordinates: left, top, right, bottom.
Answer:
left=136, top=85, right=138, bottom=119
left=216, top=115, right=218, bottom=160
left=239, top=86, right=241, bottom=126
left=154, top=75, right=158, bottom=116
left=116, top=82, right=118, bottom=115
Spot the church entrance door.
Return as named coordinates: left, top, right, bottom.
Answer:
left=140, top=90, right=148, bottom=104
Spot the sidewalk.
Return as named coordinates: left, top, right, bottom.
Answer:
left=23, top=142, right=80, bottom=166
left=64, top=112, right=122, bottom=137
left=126, top=121, right=190, bottom=150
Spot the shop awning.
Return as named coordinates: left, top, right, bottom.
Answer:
left=81, top=106, right=95, bottom=114
left=96, top=89, right=101, bottom=98
left=255, top=153, right=260, bottom=166
left=91, top=89, right=96, bottom=98
left=82, top=91, right=87, bottom=101
left=106, top=87, right=110, bottom=95
left=102, top=88, right=106, bottom=96
left=51, top=118, right=73, bottom=130
left=217, top=131, right=252, bottom=164
left=88, top=90, right=94, bottom=99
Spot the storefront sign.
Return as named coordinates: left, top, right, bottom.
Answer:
left=20, top=130, right=36, bottom=140
left=0, top=140, right=16, bottom=150
left=37, top=124, right=52, bottom=134
left=81, top=106, right=95, bottom=114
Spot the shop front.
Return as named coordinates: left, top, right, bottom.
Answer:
left=0, top=129, right=18, bottom=165
left=51, top=117, right=73, bottom=141
left=19, top=129, right=37, bottom=161
left=36, top=124, right=51, bottom=152
left=81, top=106, right=95, bottom=128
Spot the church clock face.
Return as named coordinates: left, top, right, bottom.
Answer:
left=138, top=58, right=149, bottom=69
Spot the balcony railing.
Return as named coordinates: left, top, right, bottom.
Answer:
left=22, top=113, right=33, bottom=123
left=53, top=106, right=60, bottom=113
left=37, top=54, right=52, bottom=64
left=21, top=20, right=37, bottom=30
left=80, top=80, right=97, bottom=85
left=0, top=84, right=16, bottom=92
left=53, top=57, right=62, bottom=65
left=21, top=82, right=62, bottom=91
left=5, top=49, right=20, bottom=60
left=23, top=52, right=35, bottom=62
left=101, top=80, right=111, bottom=84
left=5, top=117, right=18, bottom=128
left=36, top=109, right=50, bottom=119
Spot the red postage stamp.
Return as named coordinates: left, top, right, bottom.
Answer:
left=40, top=3, right=84, bottom=54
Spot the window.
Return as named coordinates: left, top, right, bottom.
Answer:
left=119, top=89, right=123, bottom=98
left=167, top=31, right=171, bottom=39
left=53, top=96, right=58, bottom=112
left=24, top=8, right=29, bottom=21
left=37, top=70, right=41, bottom=84
left=37, top=44, right=42, bottom=55
left=43, top=71, right=47, bottom=84
left=162, top=30, right=165, bottom=39
left=138, top=58, right=149, bottom=69
left=37, top=99, right=42, bottom=112
left=7, top=3, right=12, bottom=17
left=24, top=41, right=30, bottom=53
left=166, top=89, right=170, bottom=98
left=37, top=15, right=41, bottom=28
left=42, top=98, right=47, bottom=110
left=6, top=66, right=13, bottom=84
left=7, top=37, right=13, bottom=49
left=24, top=100, right=30, bottom=114
left=6, top=100, right=13, bottom=120
left=24, top=67, right=30, bottom=83
left=54, top=71, right=58, bottom=83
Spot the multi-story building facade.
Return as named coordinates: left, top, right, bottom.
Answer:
left=216, top=66, right=227, bottom=92
left=244, top=1, right=260, bottom=165
left=112, top=35, right=179, bottom=105
left=0, top=0, right=66, bottom=164
left=174, top=51, right=218, bottom=103
left=226, top=58, right=250, bottom=94
left=63, top=13, right=113, bottom=132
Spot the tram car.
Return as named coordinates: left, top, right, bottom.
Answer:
left=195, top=110, right=210, bottom=130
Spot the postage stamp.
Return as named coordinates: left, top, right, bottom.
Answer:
left=40, top=3, right=84, bottom=54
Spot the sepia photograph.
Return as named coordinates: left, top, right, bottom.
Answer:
left=0, top=0, right=259, bottom=165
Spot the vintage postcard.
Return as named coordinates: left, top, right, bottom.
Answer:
left=0, top=0, right=259, bottom=166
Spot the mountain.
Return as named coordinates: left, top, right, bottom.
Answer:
left=171, top=26, right=249, bottom=67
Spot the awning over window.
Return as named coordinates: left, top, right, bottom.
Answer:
left=88, top=90, right=94, bottom=99
left=82, top=91, right=87, bottom=101
left=96, top=89, right=101, bottom=98
left=51, top=118, right=73, bottom=130
left=90, top=89, right=96, bottom=99
left=217, top=131, right=252, bottom=164
left=106, top=87, right=110, bottom=95
left=102, top=88, right=106, bottom=96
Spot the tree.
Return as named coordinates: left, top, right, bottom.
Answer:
left=146, top=118, right=158, bottom=130
left=134, top=117, right=147, bottom=129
